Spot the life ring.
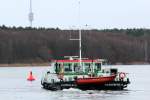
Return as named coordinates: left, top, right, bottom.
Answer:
left=119, top=72, right=126, bottom=79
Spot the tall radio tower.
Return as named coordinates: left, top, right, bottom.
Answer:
left=28, top=0, right=34, bottom=27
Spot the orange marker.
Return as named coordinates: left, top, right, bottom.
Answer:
left=27, top=71, right=35, bottom=81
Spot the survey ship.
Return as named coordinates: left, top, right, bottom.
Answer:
left=41, top=11, right=130, bottom=90
left=41, top=57, right=130, bottom=90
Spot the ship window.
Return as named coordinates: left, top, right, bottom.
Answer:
left=55, top=63, right=62, bottom=73
left=85, top=63, right=91, bottom=66
left=55, top=63, right=58, bottom=73
left=64, top=63, right=72, bottom=72
left=110, top=68, right=118, bottom=74
left=102, top=60, right=107, bottom=65
left=84, top=63, right=91, bottom=72
left=95, top=63, right=101, bottom=71
left=74, top=63, right=80, bottom=72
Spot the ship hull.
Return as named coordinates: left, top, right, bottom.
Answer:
left=41, top=78, right=130, bottom=91
left=76, top=75, right=116, bottom=85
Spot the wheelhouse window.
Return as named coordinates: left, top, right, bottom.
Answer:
left=95, top=63, right=101, bottom=71
left=84, top=63, right=91, bottom=73
left=102, top=60, right=107, bottom=65
left=63, top=63, right=72, bottom=72
left=74, top=63, right=80, bottom=72
left=55, top=63, right=61, bottom=73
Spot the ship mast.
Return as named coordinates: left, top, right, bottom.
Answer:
left=69, top=1, right=82, bottom=66
left=79, top=27, right=82, bottom=66
left=78, top=1, right=82, bottom=66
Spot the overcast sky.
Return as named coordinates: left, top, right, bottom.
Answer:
left=0, top=0, right=150, bottom=29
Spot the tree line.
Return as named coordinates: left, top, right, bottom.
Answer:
left=0, top=25, right=150, bottom=64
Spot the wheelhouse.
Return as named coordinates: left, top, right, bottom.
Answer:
left=53, top=59, right=106, bottom=75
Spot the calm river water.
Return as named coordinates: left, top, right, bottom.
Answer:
left=0, top=65, right=150, bottom=100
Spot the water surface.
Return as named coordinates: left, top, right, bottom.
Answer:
left=0, top=65, right=150, bottom=100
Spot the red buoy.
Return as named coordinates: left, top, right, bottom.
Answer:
left=27, top=71, right=35, bottom=81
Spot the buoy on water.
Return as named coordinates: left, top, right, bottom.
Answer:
left=27, top=71, right=35, bottom=81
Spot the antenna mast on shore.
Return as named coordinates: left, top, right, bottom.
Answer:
left=28, top=0, right=34, bottom=27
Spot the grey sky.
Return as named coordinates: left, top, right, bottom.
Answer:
left=0, top=0, right=150, bottom=29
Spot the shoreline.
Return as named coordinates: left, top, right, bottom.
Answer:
left=0, top=62, right=149, bottom=67
left=0, top=63, right=50, bottom=67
